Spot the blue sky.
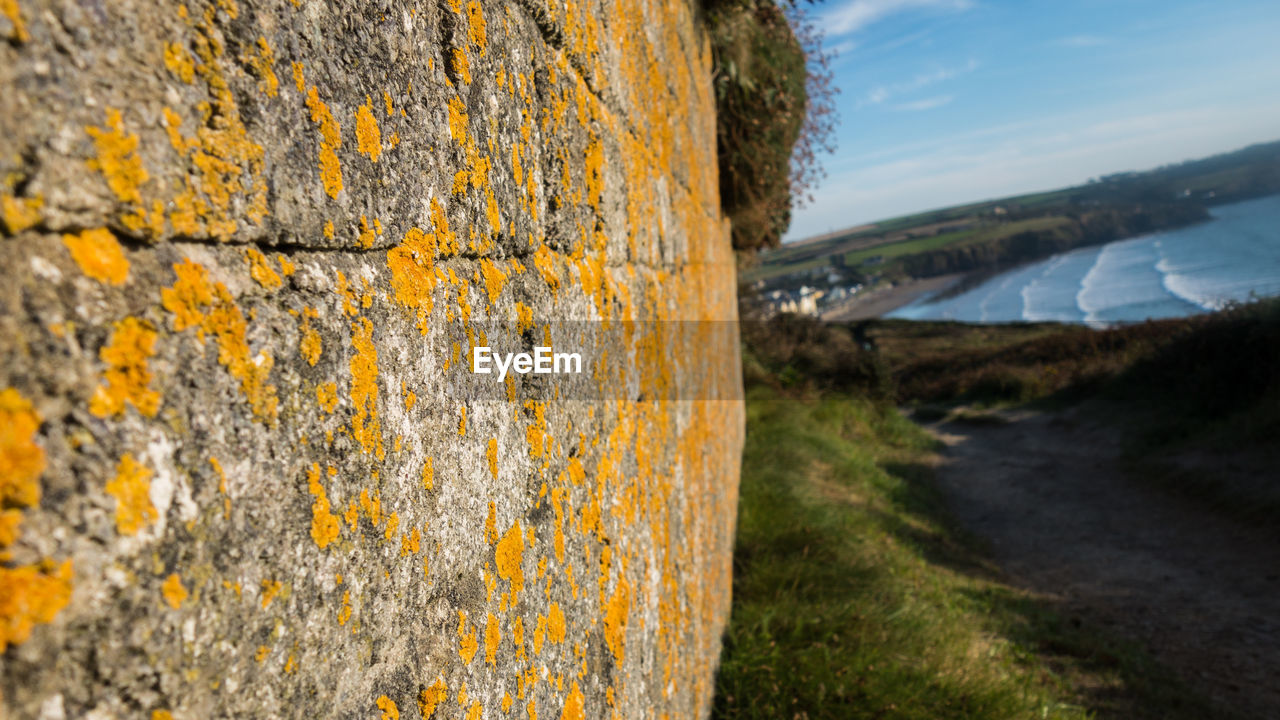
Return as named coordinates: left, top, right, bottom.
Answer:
left=785, top=0, right=1280, bottom=241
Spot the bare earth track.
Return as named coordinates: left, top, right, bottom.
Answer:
left=925, top=407, right=1280, bottom=719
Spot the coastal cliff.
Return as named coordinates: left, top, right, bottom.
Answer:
left=0, top=0, right=743, bottom=717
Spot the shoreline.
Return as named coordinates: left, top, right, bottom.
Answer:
left=822, top=274, right=965, bottom=321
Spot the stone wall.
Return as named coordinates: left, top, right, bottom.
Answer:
left=0, top=0, right=743, bottom=716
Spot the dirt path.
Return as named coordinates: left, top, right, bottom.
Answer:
left=925, top=407, right=1280, bottom=719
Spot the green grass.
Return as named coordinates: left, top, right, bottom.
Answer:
left=713, top=380, right=1221, bottom=719
left=844, top=228, right=977, bottom=266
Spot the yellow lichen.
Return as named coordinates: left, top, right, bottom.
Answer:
left=487, top=437, right=498, bottom=479
left=161, top=573, right=187, bottom=609
left=246, top=37, right=279, bottom=97
left=0, top=388, right=45, bottom=512
left=1, top=0, right=29, bottom=43
left=316, top=382, right=338, bottom=413
left=292, top=62, right=305, bottom=93
left=164, top=42, right=196, bottom=83
left=305, top=86, right=344, bottom=198
left=377, top=696, right=400, bottom=720
left=466, top=1, right=486, bottom=54
left=349, top=317, right=383, bottom=458
left=484, top=611, right=500, bottom=665
left=337, top=589, right=352, bottom=625
left=244, top=247, right=283, bottom=289
left=105, top=454, right=156, bottom=536
left=299, top=312, right=322, bottom=366
left=495, top=521, right=524, bottom=601
left=560, top=682, right=584, bottom=720
left=457, top=611, right=479, bottom=664
left=1, top=193, right=42, bottom=234
left=86, top=108, right=148, bottom=206
left=260, top=578, right=282, bottom=609
left=478, top=258, right=508, bottom=305
left=90, top=317, right=161, bottom=418
left=204, top=284, right=279, bottom=422
left=0, top=560, right=72, bottom=651
left=603, top=579, right=631, bottom=663
left=63, top=228, right=129, bottom=286
left=355, top=97, right=382, bottom=162
left=306, top=463, right=341, bottom=548
left=161, top=259, right=214, bottom=332
left=451, top=47, right=472, bottom=85
left=419, top=678, right=448, bottom=718
left=421, top=457, right=434, bottom=490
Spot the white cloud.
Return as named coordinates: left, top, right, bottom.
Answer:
left=822, top=0, right=974, bottom=37
left=860, top=58, right=978, bottom=107
left=893, top=95, right=954, bottom=111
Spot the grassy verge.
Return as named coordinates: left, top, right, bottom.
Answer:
left=713, top=380, right=1220, bottom=719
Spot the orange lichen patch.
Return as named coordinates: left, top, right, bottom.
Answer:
left=90, top=317, right=160, bottom=418
left=603, top=579, right=631, bottom=664
left=560, top=682, right=584, bottom=720
left=547, top=602, right=566, bottom=644
left=306, top=463, right=341, bottom=549
left=383, top=512, right=399, bottom=540
left=105, top=454, right=157, bottom=536
left=399, top=527, right=420, bottom=556
left=457, top=611, right=479, bottom=664
left=465, top=1, right=486, bottom=53
left=260, top=578, right=282, bottom=609
left=291, top=61, right=305, bottom=93
left=161, top=573, right=188, bottom=609
left=584, top=136, right=605, bottom=209
left=382, top=90, right=395, bottom=116
left=484, top=611, right=500, bottom=664
left=358, top=488, right=383, bottom=527
left=357, top=215, right=378, bottom=249
left=164, top=42, right=195, bottom=83
left=0, top=388, right=45, bottom=511
left=337, top=589, right=352, bottom=625
left=349, top=317, right=383, bottom=459
left=495, top=521, right=524, bottom=601
left=152, top=711, right=174, bottom=720
left=305, top=86, right=344, bottom=198
left=299, top=309, right=322, bottom=366
left=323, top=220, right=335, bottom=240
left=316, top=382, right=338, bottom=413
left=0, top=560, right=72, bottom=651
left=376, top=695, right=400, bottom=720
left=86, top=108, right=148, bottom=206
left=419, top=678, right=448, bottom=718
left=161, top=259, right=214, bottom=331
left=1, top=193, right=42, bottom=234
left=1, top=0, right=29, bottom=43
left=278, top=254, right=295, bottom=276
left=451, top=46, right=472, bottom=85
left=421, top=457, right=434, bottom=490
left=457, top=405, right=467, bottom=436
left=478, top=258, right=508, bottom=305
left=204, top=284, right=279, bottom=422
left=254, top=644, right=271, bottom=662
left=0, top=510, right=22, bottom=547
left=245, top=37, right=279, bottom=97
left=532, top=245, right=559, bottom=290
left=63, top=228, right=129, bottom=285
left=486, top=437, right=498, bottom=479
left=355, top=97, right=382, bottom=162
left=245, top=247, right=283, bottom=289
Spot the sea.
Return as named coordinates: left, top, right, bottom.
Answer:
left=886, top=195, right=1280, bottom=326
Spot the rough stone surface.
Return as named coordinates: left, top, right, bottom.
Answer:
left=0, top=0, right=743, bottom=716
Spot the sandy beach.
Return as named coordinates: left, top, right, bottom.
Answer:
left=822, top=274, right=964, bottom=321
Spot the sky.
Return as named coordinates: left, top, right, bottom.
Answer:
left=784, top=0, right=1280, bottom=241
